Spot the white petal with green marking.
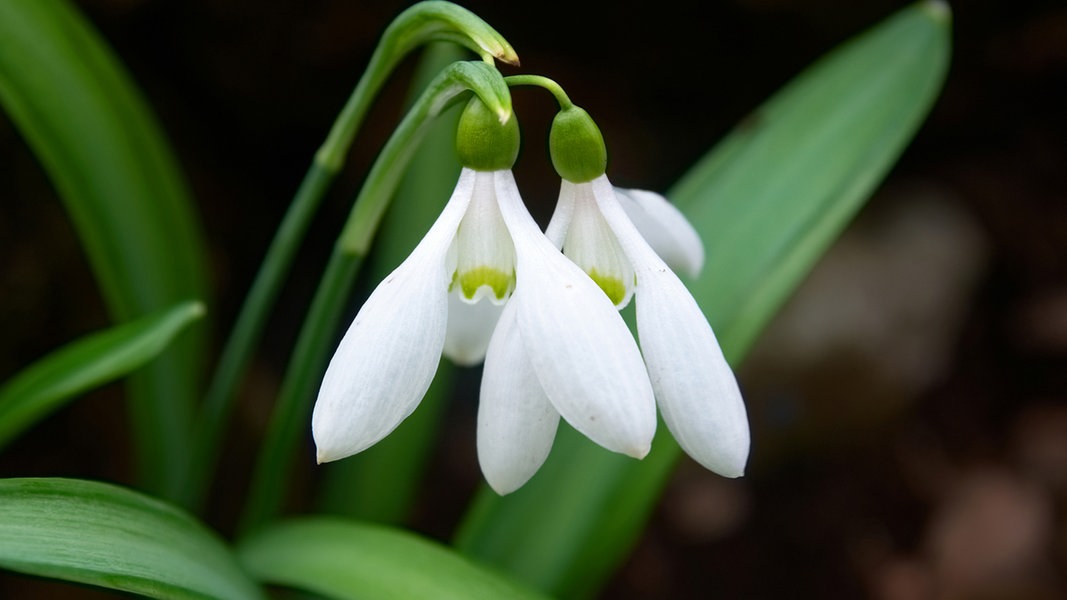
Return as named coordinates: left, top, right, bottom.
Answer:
left=559, top=180, right=635, bottom=308
left=451, top=170, right=516, bottom=304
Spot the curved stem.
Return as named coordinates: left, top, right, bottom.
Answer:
left=505, top=75, right=574, bottom=109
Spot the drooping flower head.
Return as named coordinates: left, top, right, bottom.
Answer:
left=543, top=104, right=752, bottom=478
left=313, top=97, right=657, bottom=490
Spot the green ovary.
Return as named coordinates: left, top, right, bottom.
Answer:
left=457, top=266, right=513, bottom=301
left=588, top=268, right=626, bottom=306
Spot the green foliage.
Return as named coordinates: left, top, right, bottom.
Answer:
left=0, top=478, right=263, bottom=600
left=0, top=0, right=210, bottom=498
left=238, top=518, right=549, bottom=600
left=0, top=302, right=204, bottom=450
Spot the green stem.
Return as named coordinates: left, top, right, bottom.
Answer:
left=238, top=61, right=511, bottom=534
left=505, top=75, right=574, bottom=109
left=181, top=3, right=517, bottom=511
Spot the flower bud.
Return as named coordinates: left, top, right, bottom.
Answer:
left=456, top=96, right=520, bottom=171
left=549, top=106, right=607, bottom=183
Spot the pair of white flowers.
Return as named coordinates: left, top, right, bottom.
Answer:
left=312, top=163, right=750, bottom=494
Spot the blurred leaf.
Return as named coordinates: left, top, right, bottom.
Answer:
left=0, top=478, right=263, bottom=600
left=0, top=0, right=210, bottom=497
left=0, top=301, right=205, bottom=451
left=237, top=517, right=549, bottom=600
left=455, top=2, right=952, bottom=596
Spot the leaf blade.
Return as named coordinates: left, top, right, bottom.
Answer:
left=0, top=301, right=205, bottom=450
left=238, top=518, right=549, bottom=600
left=0, top=478, right=263, bottom=600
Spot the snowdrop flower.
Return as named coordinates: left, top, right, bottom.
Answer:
left=497, top=105, right=750, bottom=481
left=313, top=98, right=657, bottom=479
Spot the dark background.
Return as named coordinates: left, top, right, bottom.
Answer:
left=1, top=0, right=1066, bottom=598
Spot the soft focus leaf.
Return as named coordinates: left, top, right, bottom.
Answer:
left=238, top=518, right=549, bottom=600
left=455, top=2, right=952, bottom=596
left=0, top=0, right=210, bottom=497
left=0, top=301, right=204, bottom=450
left=0, top=478, right=263, bottom=600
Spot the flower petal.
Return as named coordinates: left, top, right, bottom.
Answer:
left=560, top=181, right=635, bottom=308
left=443, top=287, right=504, bottom=366
left=595, top=176, right=749, bottom=477
left=495, top=171, right=656, bottom=458
left=312, top=170, right=475, bottom=463
left=452, top=170, right=516, bottom=304
left=543, top=178, right=576, bottom=248
left=615, top=187, right=705, bottom=278
left=478, top=302, right=560, bottom=494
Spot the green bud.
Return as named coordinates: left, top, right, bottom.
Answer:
left=549, top=106, right=606, bottom=183
left=456, top=96, right=520, bottom=171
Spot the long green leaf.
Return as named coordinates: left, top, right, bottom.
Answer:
left=0, top=301, right=205, bottom=450
left=238, top=518, right=549, bottom=600
left=455, top=2, right=952, bottom=596
left=0, top=0, right=210, bottom=498
left=0, top=478, right=263, bottom=600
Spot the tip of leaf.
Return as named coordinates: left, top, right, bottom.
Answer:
left=497, top=46, right=520, bottom=66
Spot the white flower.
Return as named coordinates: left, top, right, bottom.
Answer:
left=544, top=175, right=751, bottom=479
left=313, top=168, right=657, bottom=481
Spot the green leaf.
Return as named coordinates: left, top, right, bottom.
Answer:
left=237, top=518, right=549, bottom=600
left=455, top=2, right=952, bottom=597
left=0, top=301, right=205, bottom=451
left=0, top=478, right=263, bottom=600
left=0, top=0, right=211, bottom=498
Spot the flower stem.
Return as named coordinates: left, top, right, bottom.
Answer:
left=505, top=75, right=574, bottom=109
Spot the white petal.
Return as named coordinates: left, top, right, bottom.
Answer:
left=594, top=176, right=749, bottom=476
left=561, top=180, right=635, bottom=308
left=495, top=171, right=656, bottom=458
left=443, top=288, right=504, bottom=366
left=478, top=303, right=560, bottom=494
left=312, top=169, right=475, bottom=463
left=452, top=171, right=516, bottom=304
left=615, top=187, right=705, bottom=278
left=543, top=179, right=575, bottom=249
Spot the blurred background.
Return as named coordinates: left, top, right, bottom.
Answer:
left=1, top=0, right=1065, bottom=598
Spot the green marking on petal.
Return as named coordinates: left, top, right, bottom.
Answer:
left=588, top=268, right=627, bottom=306
left=458, top=266, right=514, bottom=301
